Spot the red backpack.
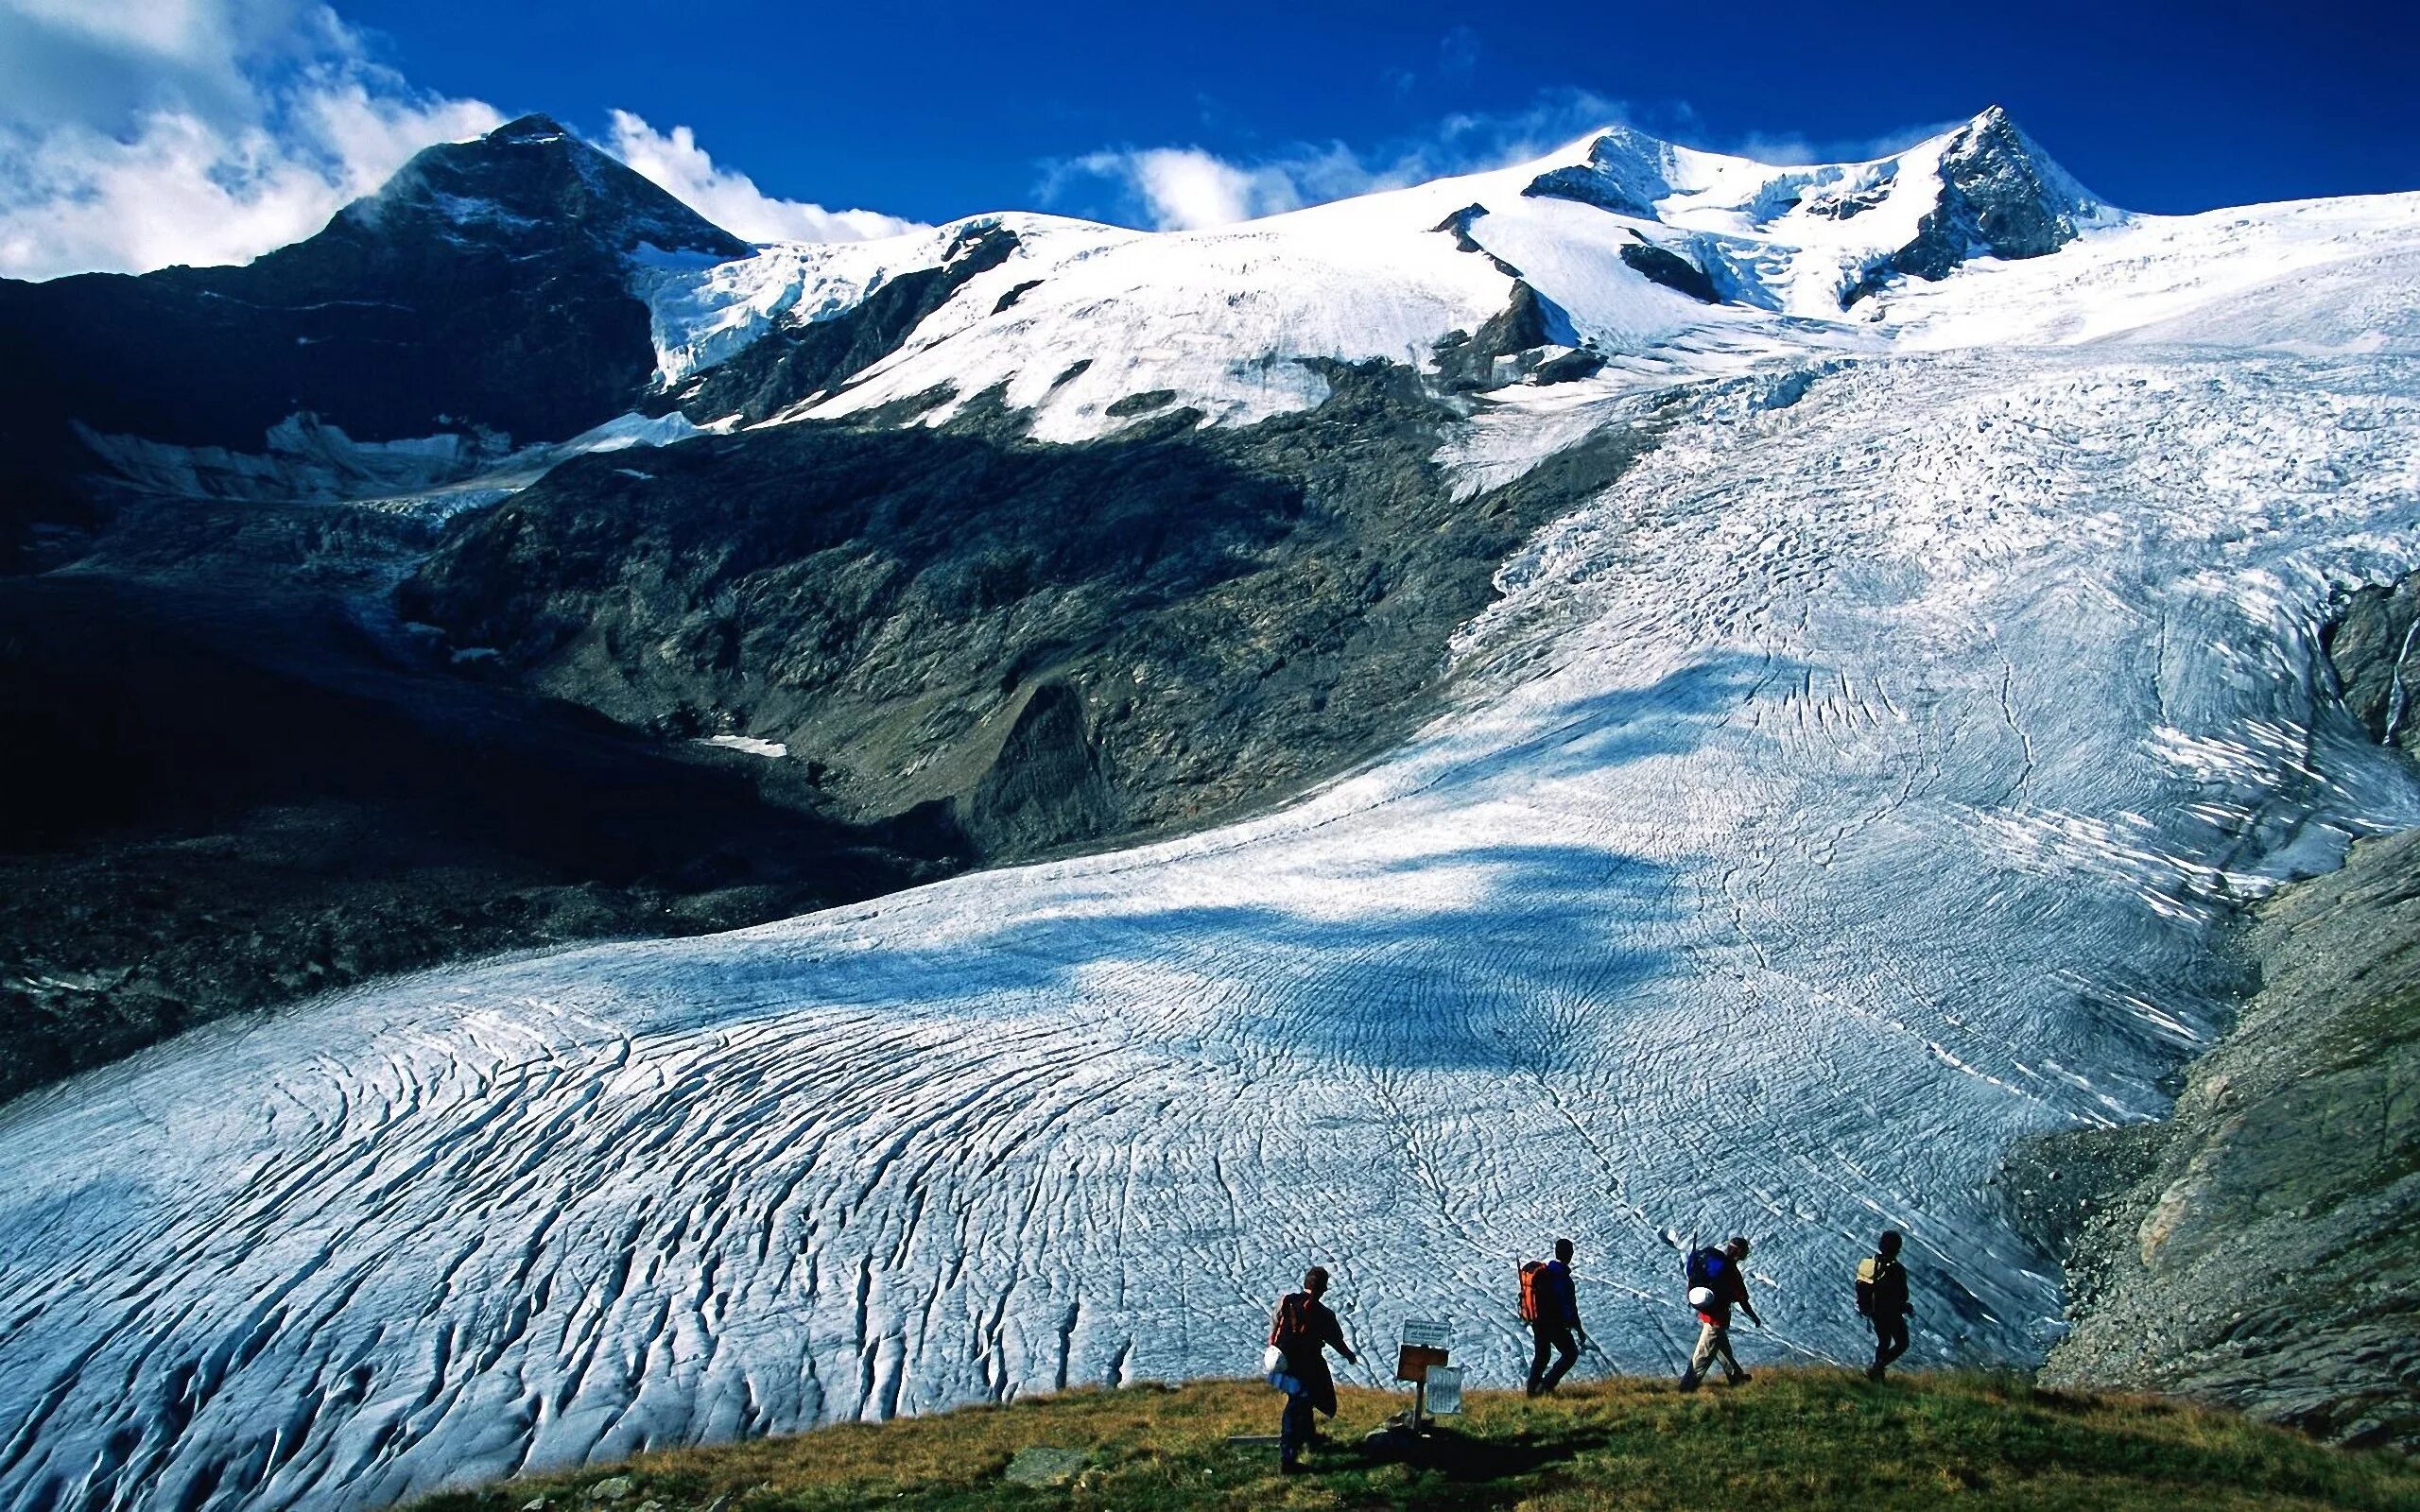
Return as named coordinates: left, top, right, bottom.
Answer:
left=1518, top=1261, right=1548, bottom=1323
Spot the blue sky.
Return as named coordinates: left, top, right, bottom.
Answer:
left=341, top=0, right=2418, bottom=220
left=1, top=0, right=2413, bottom=279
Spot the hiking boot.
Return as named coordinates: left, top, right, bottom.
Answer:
left=1280, top=1460, right=1306, bottom=1475
left=1677, top=1370, right=1699, bottom=1393
left=1726, top=1370, right=1752, bottom=1386
left=1866, top=1363, right=1886, bottom=1383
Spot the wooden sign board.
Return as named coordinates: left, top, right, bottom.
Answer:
left=1394, top=1344, right=1449, bottom=1383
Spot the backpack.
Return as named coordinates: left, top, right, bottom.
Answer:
left=1269, top=1293, right=1313, bottom=1350
left=1854, top=1255, right=1878, bottom=1317
left=1518, top=1261, right=1547, bottom=1323
left=1685, top=1246, right=1726, bottom=1294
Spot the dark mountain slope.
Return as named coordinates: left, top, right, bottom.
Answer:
left=0, top=568, right=953, bottom=1103
left=403, top=365, right=1657, bottom=862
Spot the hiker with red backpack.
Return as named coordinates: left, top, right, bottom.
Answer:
left=1519, top=1238, right=1586, bottom=1396
left=1266, top=1265, right=1358, bottom=1474
left=1855, top=1229, right=1913, bottom=1381
left=1678, top=1236, right=1762, bottom=1391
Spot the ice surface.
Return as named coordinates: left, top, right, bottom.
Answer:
left=5, top=335, right=2420, bottom=1508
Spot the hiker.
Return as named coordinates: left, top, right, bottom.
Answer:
left=1267, top=1265, right=1358, bottom=1474
left=1856, top=1228, right=1913, bottom=1381
left=1522, top=1238, right=1586, bottom=1397
left=1679, top=1236, right=1761, bottom=1391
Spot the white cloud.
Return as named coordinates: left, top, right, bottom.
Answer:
left=0, top=0, right=500, bottom=280
left=1054, top=146, right=1307, bottom=232
left=602, top=111, right=922, bottom=245
left=1040, top=90, right=1632, bottom=232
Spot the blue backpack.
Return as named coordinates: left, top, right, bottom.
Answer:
left=1685, top=1246, right=1726, bottom=1292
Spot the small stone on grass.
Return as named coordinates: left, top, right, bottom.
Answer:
left=1003, top=1446, right=1088, bottom=1486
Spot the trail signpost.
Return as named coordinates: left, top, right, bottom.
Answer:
left=1392, top=1318, right=1459, bottom=1433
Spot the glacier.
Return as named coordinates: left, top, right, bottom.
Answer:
left=6, top=117, right=2420, bottom=1512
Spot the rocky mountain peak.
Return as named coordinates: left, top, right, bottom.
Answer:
left=337, top=113, right=749, bottom=262
left=487, top=112, right=575, bottom=144
left=1521, top=123, right=1689, bottom=217
left=1938, top=105, right=2107, bottom=231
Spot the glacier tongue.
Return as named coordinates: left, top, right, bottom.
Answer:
left=4, top=347, right=2419, bottom=1510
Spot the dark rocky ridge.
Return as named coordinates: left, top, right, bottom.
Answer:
left=1433, top=283, right=1603, bottom=389
left=0, top=114, right=746, bottom=568
left=403, top=362, right=1656, bottom=863
left=2325, top=576, right=2420, bottom=752
left=1618, top=241, right=1720, bottom=304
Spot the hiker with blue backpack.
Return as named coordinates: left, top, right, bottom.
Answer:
left=1266, top=1265, right=1359, bottom=1475
left=1679, top=1236, right=1762, bottom=1391
left=1518, top=1238, right=1586, bottom=1397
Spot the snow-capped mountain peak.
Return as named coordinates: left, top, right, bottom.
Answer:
left=636, top=105, right=2190, bottom=443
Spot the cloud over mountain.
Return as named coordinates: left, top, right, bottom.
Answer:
left=602, top=111, right=923, bottom=245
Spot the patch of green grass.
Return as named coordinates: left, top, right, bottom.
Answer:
left=409, top=1370, right=2420, bottom=1512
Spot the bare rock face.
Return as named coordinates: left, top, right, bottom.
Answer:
left=2326, top=576, right=2420, bottom=750
left=960, top=680, right=1120, bottom=856
left=400, top=362, right=1655, bottom=867
left=2025, top=823, right=2420, bottom=1452
left=1844, top=107, right=2102, bottom=304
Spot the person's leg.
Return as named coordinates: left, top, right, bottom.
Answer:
left=1528, top=1325, right=1553, bottom=1396
left=1540, top=1327, right=1580, bottom=1393
left=1683, top=1320, right=1720, bottom=1388
left=1279, top=1383, right=1314, bottom=1469
left=1713, top=1326, right=1745, bottom=1383
left=1876, top=1315, right=1909, bottom=1375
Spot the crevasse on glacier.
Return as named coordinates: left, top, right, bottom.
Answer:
left=3, top=338, right=2417, bottom=1511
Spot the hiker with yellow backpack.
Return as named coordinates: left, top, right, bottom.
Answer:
left=1855, top=1229, right=1913, bottom=1381
left=1517, top=1238, right=1585, bottom=1397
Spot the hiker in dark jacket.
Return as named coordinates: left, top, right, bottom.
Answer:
left=1856, top=1229, right=1913, bottom=1381
left=1526, top=1237, right=1585, bottom=1397
left=1267, top=1265, right=1358, bottom=1474
left=1679, top=1235, right=1761, bottom=1391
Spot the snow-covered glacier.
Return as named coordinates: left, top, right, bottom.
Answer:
left=8, top=124, right=2420, bottom=1511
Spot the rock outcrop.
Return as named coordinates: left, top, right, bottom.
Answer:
left=2024, top=826, right=2420, bottom=1451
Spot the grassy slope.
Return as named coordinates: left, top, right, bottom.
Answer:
left=408, top=1370, right=2420, bottom=1512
